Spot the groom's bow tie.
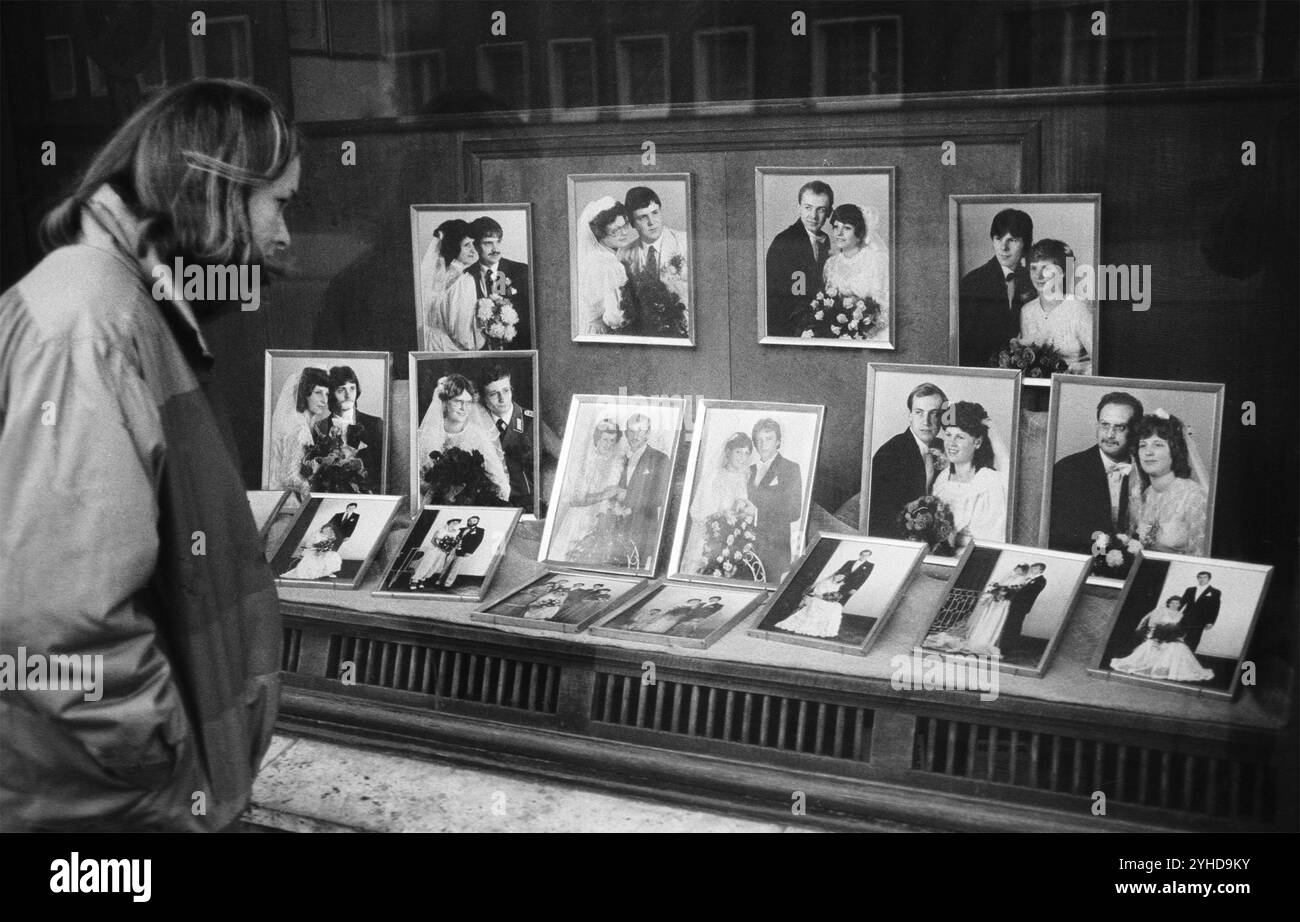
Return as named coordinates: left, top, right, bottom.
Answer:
left=1106, top=462, right=1132, bottom=479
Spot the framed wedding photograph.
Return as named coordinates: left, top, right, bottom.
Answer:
left=590, top=582, right=766, bottom=649
left=409, top=351, right=541, bottom=518
left=410, top=203, right=536, bottom=352
left=566, top=173, right=695, bottom=346
left=1042, top=374, right=1225, bottom=587
left=539, top=394, right=686, bottom=577
left=261, top=350, right=391, bottom=495
left=748, top=534, right=926, bottom=656
left=472, top=570, right=650, bottom=634
left=918, top=542, right=1091, bottom=678
left=949, top=193, right=1101, bottom=384
left=247, top=489, right=290, bottom=543
left=756, top=166, right=895, bottom=349
left=267, top=493, right=404, bottom=590
left=374, top=505, right=521, bottom=602
left=666, top=398, right=824, bottom=589
left=860, top=364, right=1021, bottom=564
left=1088, top=551, right=1272, bottom=700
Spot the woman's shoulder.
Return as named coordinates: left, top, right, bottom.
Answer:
left=973, top=466, right=1007, bottom=487
left=1172, top=476, right=1207, bottom=501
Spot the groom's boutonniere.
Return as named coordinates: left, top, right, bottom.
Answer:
left=667, top=253, right=686, bottom=278
left=927, top=446, right=949, bottom=473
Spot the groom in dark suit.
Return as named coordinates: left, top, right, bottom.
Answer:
left=998, top=563, right=1048, bottom=657
left=470, top=216, right=532, bottom=349
left=957, top=208, right=1035, bottom=366
left=619, top=412, right=670, bottom=557
left=313, top=366, right=385, bottom=493
left=1178, top=571, right=1221, bottom=651
left=325, top=503, right=360, bottom=550
left=833, top=549, right=875, bottom=602
left=747, top=418, right=804, bottom=580
left=1049, top=392, right=1144, bottom=554
left=441, top=515, right=486, bottom=588
left=869, top=382, right=948, bottom=539
left=764, top=180, right=833, bottom=337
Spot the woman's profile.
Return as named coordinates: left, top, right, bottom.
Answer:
left=576, top=197, right=636, bottom=334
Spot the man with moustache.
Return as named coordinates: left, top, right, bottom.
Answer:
left=765, top=180, right=833, bottom=337
left=480, top=365, right=535, bottom=512
left=869, top=382, right=949, bottom=539
left=469, top=216, right=532, bottom=349
left=1049, top=391, right=1144, bottom=554
left=958, top=208, right=1035, bottom=366
left=312, top=365, right=385, bottom=493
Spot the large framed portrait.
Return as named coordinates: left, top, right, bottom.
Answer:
left=1089, top=552, right=1271, bottom=700
left=756, top=166, right=895, bottom=349
left=408, top=350, right=541, bottom=518
left=1042, top=374, right=1225, bottom=586
left=666, top=399, right=824, bottom=588
left=590, top=583, right=766, bottom=649
left=472, top=570, right=650, bottom=633
left=949, top=194, right=1101, bottom=384
left=539, top=395, right=686, bottom=577
left=860, top=364, right=1021, bottom=563
left=566, top=173, right=694, bottom=346
left=410, top=203, right=536, bottom=352
left=261, top=350, right=391, bottom=495
left=918, top=542, right=1091, bottom=678
left=375, top=505, right=521, bottom=602
left=246, top=489, right=290, bottom=544
left=748, top=535, right=925, bottom=656
left=267, top=493, right=403, bottom=589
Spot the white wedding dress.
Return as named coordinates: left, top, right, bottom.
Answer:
left=774, top=575, right=845, bottom=638
left=822, top=242, right=889, bottom=339
left=415, top=397, right=510, bottom=502
left=265, top=371, right=327, bottom=491
left=933, top=466, right=1008, bottom=544
left=576, top=197, right=630, bottom=334
left=684, top=458, right=753, bottom=575
left=551, top=442, right=625, bottom=559
left=423, top=253, right=482, bottom=352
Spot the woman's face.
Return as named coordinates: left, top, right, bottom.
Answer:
left=443, top=391, right=472, bottom=425
left=942, top=426, right=981, bottom=465
left=1138, top=434, right=1173, bottom=477
left=1166, top=599, right=1183, bottom=613
left=596, top=430, right=618, bottom=453
left=306, top=384, right=329, bottom=416
left=1029, top=257, right=1064, bottom=295
left=599, top=216, right=634, bottom=251
left=727, top=444, right=752, bottom=469
left=457, top=235, right=478, bottom=264
left=831, top=220, right=863, bottom=252
left=249, top=157, right=300, bottom=262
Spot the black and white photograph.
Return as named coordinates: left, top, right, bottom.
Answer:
left=375, top=505, right=521, bottom=602
left=757, top=166, right=895, bottom=348
left=1091, top=552, right=1271, bottom=700
left=919, top=542, right=1091, bottom=677
left=247, top=489, right=290, bottom=543
left=567, top=173, right=694, bottom=345
left=409, top=351, right=540, bottom=518
left=540, top=395, right=685, bottom=577
left=949, top=194, right=1101, bottom=381
left=590, top=582, right=766, bottom=649
left=749, top=535, right=925, bottom=656
left=667, top=399, right=824, bottom=587
left=860, top=364, right=1021, bottom=560
left=1043, top=375, right=1224, bottom=583
left=267, top=493, right=403, bottom=589
left=473, top=571, right=649, bottom=633
left=261, top=350, right=391, bottom=495
left=411, top=203, right=535, bottom=352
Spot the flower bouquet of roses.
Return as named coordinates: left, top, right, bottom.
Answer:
left=995, top=338, right=1069, bottom=378
left=301, top=426, right=371, bottom=494
left=475, top=282, right=521, bottom=350
left=699, top=500, right=765, bottom=582
left=1090, top=530, right=1142, bottom=578
left=898, top=495, right=957, bottom=556
left=420, top=446, right=509, bottom=507
left=794, top=286, right=882, bottom=340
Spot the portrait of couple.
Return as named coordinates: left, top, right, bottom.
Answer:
left=594, top=584, right=761, bottom=648
left=568, top=174, right=693, bottom=343
left=279, top=501, right=362, bottom=581
left=262, top=351, right=389, bottom=496
left=476, top=572, right=645, bottom=633
left=410, top=352, right=540, bottom=517
left=758, top=167, right=894, bottom=347
left=412, top=204, right=534, bottom=352
left=269, top=494, right=403, bottom=589
left=380, top=505, right=519, bottom=600
left=543, top=396, right=685, bottom=576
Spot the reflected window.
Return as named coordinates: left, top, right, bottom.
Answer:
left=191, top=15, right=253, bottom=81
left=616, top=34, right=669, bottom=113
left=478, top=42, right=530, bottom=111
left=550, top=38, right=597, bottom=110
left=813, top=16, right=902, bottom=96
left=693, top=27, right=753, bottom=102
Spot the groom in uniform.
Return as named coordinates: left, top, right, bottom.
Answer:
left=470, top=216, right=532, bottom=349
left=480, top=365, right=535, bottom=512
left=832, top=549, right=875, bottom=603
left=869, top=382, right=948, bottom=539
left=765, top=180, right=833, bottom=337
left=747, top=418, right=804, bottom=580
left=958, top=208, right=1035, bottom=366
left=1049, top=392, right=1144, bottom=554
left=1178, top=571, right=1221, bottom=651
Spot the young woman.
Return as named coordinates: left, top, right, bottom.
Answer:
left=1109, top=596, right=1215, bottom=682
left=1130, top=411, right=1209, bottom=556
left=932, top=401, right=1011, bottom=546
left=1019, top=238, right=1093, bottom=374
left=576, top=197, right=636, bottom=334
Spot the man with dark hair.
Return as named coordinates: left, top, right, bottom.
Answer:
left=765, top=180, right=834, bottom=337
left=1178, top=571, right=1221, bottom=651
left=441, top=514, right=485, bottom=588
left=618, top=186, right=689, bottom=311
left=480, top=364, right=535, bottom=512
left=747, top=418, right=804, bottom=580
left=869, top=382, right=949, bottom=539
left=833, top=549, right=875, bottom=602
left=1049, top=391, right=1144, bottom=554
left=470, top=215, right=532, bottom=349
left=958, top=208, right=1035, bottom=366
left=326, top=502, right=361, bottom=548
left=312, top=365, right=386, bottom=492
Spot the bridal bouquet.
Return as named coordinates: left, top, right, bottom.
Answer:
left=569, top=504, right=641, bottom=569
left=700, top=501, right=764, bottom=581
left=475, top=283, right=520, bottom=349
left=795, top=287, right=882, bottom=340
left=421, top=446, right=509, bottom=506
left=1089, top=530, right=1143, bottom=578
left=995, top=338, right=1069, bottom=378
left=301, top=427, right=370, bottom=494
left=618, top=265, right=689, bottom=339
left=898, top=495, right=957, bottom=555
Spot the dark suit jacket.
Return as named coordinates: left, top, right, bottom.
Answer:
left=1001, top=575, right=1047, bottom=645
left=678, top=602, right=725, bottom=637
left=958, top=256, right=1034, bottom=366
left=454, top=525, right=485, bottom=558
left=834, top=559, right=875, bottom=601
left=765, top=220, right=829, bottom=337
left=749, top=454, right=803, bottom=575
left=1050, top=446, right=1128, bottom=554
left=495, top=402, right=535, bottom=510
left=1179, top=586, right=1221, bottom=630
left=622, top=445, right=670, bottom=548
left=313, top=411, right=385, bottom=493
left=474, top=257, right=532, bottom=349
left=326, top=511, right=360, bottom=548
left=869, top=430, right=930, bottom=539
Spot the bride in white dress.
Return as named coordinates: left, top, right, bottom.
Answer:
left=821, top=204, right=889, bottom=339
left=265, top=366, right=331, bottom=493
left=415, top=373, right=510, bottom=503
left=576, top=197, right=636, bottom=335
left=421, top=219, right=483, bottom=351
left=774, top=572, right=847, bottom=638
left=684, top=432, right=758, bottom=574
left=281, top=523, right=343, bottom=580
left=1110, top=596, right=1214, bottom=682
left=551, top=418, right=626, bottom=559
left=932, top=401, right=1011, bottom=547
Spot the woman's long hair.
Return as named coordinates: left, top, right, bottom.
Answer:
left=295, top=367, right=330, bottom=413
left=435, top=219, right=473, bottom=264
left=946, top=401, right=995, bottom=471
left=41, top=79, right=300, bottom=266
left=1134, top=413, right=1193, bottom=486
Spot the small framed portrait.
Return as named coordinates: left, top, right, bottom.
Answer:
left=749, top=535, right=926, bottom=656
left=268, top=493, right=404, bottom=589
left=409, top=350, right=541, bottom=518
left=410, top=203, right=536, bottom=353
left=667, top=399, right=824, bottom=588
left=375, top=505, right=521, bottom=602
left=1042, top=374, right=1225, bottom=586
left=590, top=582, right=766, bottom=649
left=473, top=571, right=650, bottom=633
left=566, top=173, right=694, bottom=346
left=919, top=542, right=1091, bottom=678
left=949, top=194, right=1101, bottom=384
left=756, top=166, right=895, bottom=349
left=540, top=395, right=686, bottom=577
left=860, top=364, right=1021, bottom=564
left=1089, top=552, right=1271, bottom=700
left=247, top=490, right=290, bottom=543
left=261, top=350, right=391, bottom=495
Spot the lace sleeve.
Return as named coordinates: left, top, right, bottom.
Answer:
left=1181, top=480, right=1208, bottom=556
